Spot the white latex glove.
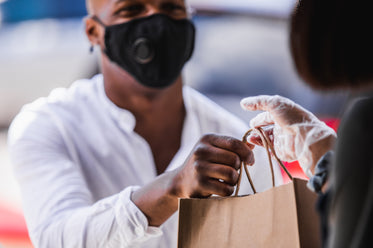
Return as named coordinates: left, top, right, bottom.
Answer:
left=240, top=95, right=337, bottom=177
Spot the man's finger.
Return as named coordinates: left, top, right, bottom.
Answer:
left=195, top=162, right=239, bottom=186
left=200, top=134, right=254, bottom=165
left=194, top=144, right=241, bottom=169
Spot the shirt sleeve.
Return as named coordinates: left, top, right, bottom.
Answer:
left=327, top=97, right=373, bottom=248
left=7, top=108, right=162, bottom=248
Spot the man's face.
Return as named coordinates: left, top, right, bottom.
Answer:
left=85, top=0, right=193, bottom=87
left=92, top=0, right=188, bottom=25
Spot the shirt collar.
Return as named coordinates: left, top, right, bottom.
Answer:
left=95, top=74, right=201, bottom=171
left=165, top=86, right=202, bottom=171
left=95, top=74, right=136, bottom=133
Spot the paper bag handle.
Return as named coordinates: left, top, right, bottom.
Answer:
left=234, top=126, right=293, bottom=196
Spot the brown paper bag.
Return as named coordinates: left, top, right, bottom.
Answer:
left=177, top=128, right=321, bottom=248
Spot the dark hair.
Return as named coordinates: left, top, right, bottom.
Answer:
left=290, top=0, right=373, bottom=90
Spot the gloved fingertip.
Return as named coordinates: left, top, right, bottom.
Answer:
left=240, top=97, right=257, bottom=111
left=247, top=134, right=263, bottom=147
left=249, top=112, right=274, bottom=129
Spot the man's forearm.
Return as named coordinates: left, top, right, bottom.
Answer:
left=131, top=169, right=180, bottom=227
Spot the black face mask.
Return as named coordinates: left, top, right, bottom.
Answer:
left=93, top=14, right=195, bottom=88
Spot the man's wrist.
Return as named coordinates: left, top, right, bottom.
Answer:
left=167, top=168, right=189, bottom=199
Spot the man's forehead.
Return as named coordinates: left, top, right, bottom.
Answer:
left=87, top=0, right=187, bottom=8
left=86, top=0, right=111, bottom=14
left=87, top=0, right=188, bottom=15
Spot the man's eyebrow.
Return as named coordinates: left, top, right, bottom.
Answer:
left=114, top=0, right=135, bottom=4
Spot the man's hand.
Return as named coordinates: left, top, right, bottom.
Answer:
left=170, top=134, right=254, bottom=198
left=132, top=134, right=254, bottom=226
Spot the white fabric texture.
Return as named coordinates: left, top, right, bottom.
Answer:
left=8, top=74, right=282, bottom=248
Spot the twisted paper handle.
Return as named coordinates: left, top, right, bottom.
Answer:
left=234, top=126, right=293, bottom=196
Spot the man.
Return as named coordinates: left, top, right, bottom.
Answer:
left=8, top=0, right=282, bottom=247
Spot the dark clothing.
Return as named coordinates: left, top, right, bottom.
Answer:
left=317, top=189, right=331, bottom=248
left=309, top=151, right=334, bottom=194
left=310, top=151, right=334, bottom=247
left=316, top=96, right=373, bottom=248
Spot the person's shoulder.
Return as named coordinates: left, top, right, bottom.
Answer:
left=183, top=86, right=249, bottom=135
left=8, top=75, right=103, bottom=144
left=47, top=74, right=101, bottom=107
left=345, top=95, right=373, bottom=123
left=351, top=95, right=373, bottom=114
left=339, top=95, right=373, bottom=137
left=183, top=86, right=239, bottom=119
left=23, top=74, right=101, bottom=113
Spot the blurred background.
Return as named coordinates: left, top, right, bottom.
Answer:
left=0, top=0, right=350, bottom=247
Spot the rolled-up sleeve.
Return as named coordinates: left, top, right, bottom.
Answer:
left=8, top=108, right=162, bottom=248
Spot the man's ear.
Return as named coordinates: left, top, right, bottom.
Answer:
left=84, top=16, right=102, bottom=46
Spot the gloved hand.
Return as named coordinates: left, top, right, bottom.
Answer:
left=240, top=95, right=337, bottom=177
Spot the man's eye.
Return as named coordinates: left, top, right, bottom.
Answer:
left=116, top=5, right=144, bottom=16
left=162, top=3, right=186, bottom=13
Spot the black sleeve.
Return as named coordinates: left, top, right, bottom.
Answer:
left=327, top=96, right=373, bottom=248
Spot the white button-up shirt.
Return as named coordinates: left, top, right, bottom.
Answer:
left=8, top=74, right=282, bottom=248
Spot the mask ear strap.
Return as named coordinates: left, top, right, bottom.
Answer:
left=91, top=15, right=107, bottom=27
